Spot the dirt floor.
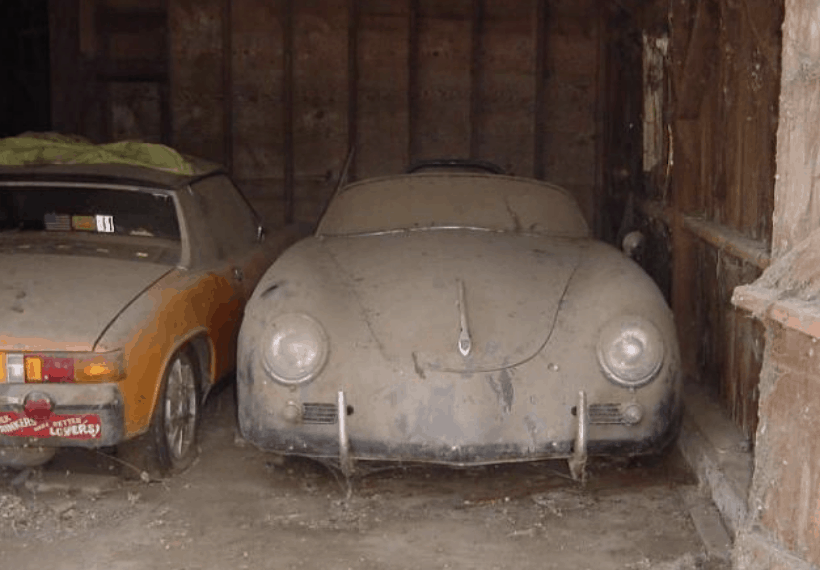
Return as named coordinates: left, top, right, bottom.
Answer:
left=0, top=383, right=728, bottom=570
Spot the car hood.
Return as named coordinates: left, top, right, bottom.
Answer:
left=0, top=253, right=172, bottom=351
left=320, top=230, right=586, bottom=372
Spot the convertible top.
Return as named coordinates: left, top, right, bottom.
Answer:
left=0, top=133, right=222, bottom=189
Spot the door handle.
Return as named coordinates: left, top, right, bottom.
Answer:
left=233, top=267, right=244, bottom=282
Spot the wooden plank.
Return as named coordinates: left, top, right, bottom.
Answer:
left=407, top=0, right=420, bottom=163
left=222, top=0, right=233, bottom=172
left=357, top=1, right=409, bottom=178
left=469, top=0, right=485, bottom=159
left=674, top=0, right=719, bottom=120
left=231, top=0, right=283, bottom=185
left=169, top=0, right=224, bottom=160
left=413, top=0, right=471, bottom=159
left=347, top=0, right=360, bottom=180
left=282, top=0, right=294, bottom=223
left=291, top=0, right=348, bottom=221
left=478, top=0, right=535, bottom=175
left=94, top=59, right=167, bottom=81
left=533, top=0, right=547, bottom=179
left=684, top=216, right=771, bottom=269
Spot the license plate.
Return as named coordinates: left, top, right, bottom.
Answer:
left=0, top=411, right=102, bottom=440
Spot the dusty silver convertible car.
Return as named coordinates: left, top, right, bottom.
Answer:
left=237, top=161, right=681, bottom=479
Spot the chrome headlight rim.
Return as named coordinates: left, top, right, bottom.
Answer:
left=261, top=312, right=329, bottom=386
left=596, top=315, right=665, bottom=389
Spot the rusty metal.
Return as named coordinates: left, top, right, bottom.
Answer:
left=407, top=0, right=421, bottom=164
left=469, top=0, right=485, bottom=159
left=347, top=0, right=359, bottom=182
left=283, top=0, right=295, bottom=224
left=222, top=0, right=233, bottom=173
left=533, top=0, right=548, bottom=179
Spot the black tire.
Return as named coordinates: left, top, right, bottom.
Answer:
left=117, top=348, right=202, bottom=480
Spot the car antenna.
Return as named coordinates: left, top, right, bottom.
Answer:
left=316, top=146, right=356, bottom=235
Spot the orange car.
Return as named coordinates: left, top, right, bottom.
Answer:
left=0, top=150, right=296, bottom=475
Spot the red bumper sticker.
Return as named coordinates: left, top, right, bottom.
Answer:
left=0, top=412, right=102, bottom=440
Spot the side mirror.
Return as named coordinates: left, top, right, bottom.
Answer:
left=622, top=231, right=645, bottom=259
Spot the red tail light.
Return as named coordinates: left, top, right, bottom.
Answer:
left=25, top=355, right=75, bottom=383
left=9, top=351, right=124, bottom=384
left=43, top=357, right=74, bottom=382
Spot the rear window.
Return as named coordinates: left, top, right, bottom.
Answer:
left=0, top=184, right=180, bottom=240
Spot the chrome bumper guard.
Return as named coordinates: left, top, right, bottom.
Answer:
left=338, top=390, right=354, bottom=477
left=568, top=390, right=588, bottom=483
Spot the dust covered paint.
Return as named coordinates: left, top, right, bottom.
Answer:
left=0, top=159, right=300, bottom=473
left=238, top=167, right=682, bottom=475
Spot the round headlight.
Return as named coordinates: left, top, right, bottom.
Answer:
left=262, top=313, right=329, bottom=385
left=596, top=316, right=664, bottom=388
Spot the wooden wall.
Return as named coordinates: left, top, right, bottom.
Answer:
left=52, top=0, right=602, bottom=228
left=48, top=0, right=786, bottom=440
left=636, top=0, right=783, bottom=441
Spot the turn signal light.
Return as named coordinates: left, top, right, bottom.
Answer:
left=75, top=352, right=125, bottom=382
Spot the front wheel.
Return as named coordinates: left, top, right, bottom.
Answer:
left=118, top=348, right=202, bottom=479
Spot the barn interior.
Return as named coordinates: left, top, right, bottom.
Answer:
left=3, top=1, right=819, bottom=567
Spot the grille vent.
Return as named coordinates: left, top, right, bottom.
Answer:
left=588, top=403, right=627, bottom=425
left=302, top=403, right=338, bottom=425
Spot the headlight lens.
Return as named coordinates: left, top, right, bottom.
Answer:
left=262, top=313, right=329, bottom=385
left=596, top=316, right=664, bottom=388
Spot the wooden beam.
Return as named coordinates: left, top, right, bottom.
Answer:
left=469, top=0, right=485, bottom=159
left=282, top=0, right=295, bottom=224
left=684, top=216, right=771, bottom=269
left=640, top=199, right=771, bottom=269
left=533, top=0, right=548, bottom=179
left=407, top=0, right=420, bottom=164
left=222, top=0, right=233, bottom=172
left=347, top=0, right=359, bottom=181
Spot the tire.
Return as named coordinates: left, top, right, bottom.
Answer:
left=118, top=348, right=202, bottom=479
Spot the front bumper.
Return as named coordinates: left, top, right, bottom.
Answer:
left=238, top=375, right=682, bottom=467
left=0, top=383, right=125, bottom=448
left=241, top=411, right=682, bottom=466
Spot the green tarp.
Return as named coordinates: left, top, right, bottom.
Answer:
left=0, top=133, right=196, bottom=175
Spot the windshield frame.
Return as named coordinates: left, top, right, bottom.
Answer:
left=316, top=173, right=591, bottom=239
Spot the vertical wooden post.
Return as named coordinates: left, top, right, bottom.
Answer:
left=222, top=0, right=233, bottom=173
left=533, top=0, right=548, bottom=179
left=469, top=0, right=485, bottom=159
left=283, top=0, right=295, bottom=223
left=347, top=0, right=359, bottom=181
left=593, top=8, right=605, bottom=237
left=407, top=0, right=420, bottom=165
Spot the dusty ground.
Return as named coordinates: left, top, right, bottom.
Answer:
left=0, top=383, right=726, bottom=570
